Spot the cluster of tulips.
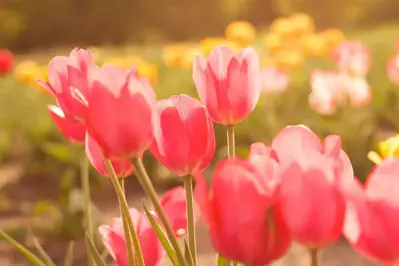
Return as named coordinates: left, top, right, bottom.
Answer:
left=4, top=44, right=399, bottom=266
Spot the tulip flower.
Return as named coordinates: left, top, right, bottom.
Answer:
left=0, top=49, right=14, bottom=75
left=195, top=157, right=291, bottom=265
left=342, top=75, right=371, bottom=107
left=260, top=67, right=290, bottom=93
left=79, top=65, right=157, bottom=159
left=37, top=48, right=96, bottom=122
left=150, top=94, right=215, bottom=176
left=289, top=13, right=315, bottom=35
left=225, top=21, right=256, bottom=48
left=193, top=46, right=261, bottom=125
left=85, top=133, right=134, bottom=178
left=48, top=105, right=86, bottom=144
left=344, top=159, right=399, bottom=263
left=271, top=125, right=353, bottom=247
left=387, top=53, right=399, bottom=85
left=159, top=186, right=199, bottom=237
left=332, top=40, right=371, bottom=77
left=162, top=43, right=188, bottom=68
left=367, top=134, right=399, bottom=165
left=99, top=208, right=164, bottom=266
left=15, top=61, right=49, bottom=93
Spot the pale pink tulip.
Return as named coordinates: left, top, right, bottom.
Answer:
left=260, top=67, right=290, bottom=93
left=342, top=75, right=371, bottom=107
left=387, top=54, right=399, bottom=84
left=332, top=40, right=371, bottom=76
left=193, top=46, right=261, bottom=125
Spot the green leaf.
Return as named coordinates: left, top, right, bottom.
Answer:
left=142, top=200, right=178, bottom=265
left=183, top=238, right=194, bottom=266
left=0, top=228, right=45, bottom=266
left=85, top=234, right=106, bottom=266
left=28, top=228, right=56, bottom=266
left=216, top=254, right=229, bottom=266
left=63, top=241, right=75, bottom=266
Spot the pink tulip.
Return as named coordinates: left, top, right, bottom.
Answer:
left=0, top=49, right=14, bottom=75
left=195, top=158, right=291, bottom=265
left=38, top=48, right=96, bottom=121
left=78, top=65, right=157, bottom=159
left=332, top=40, right=371, bottom=76
left=159, top=186, right=199, bottom=237
left=344, top=159, right=399, bottom=263
left=387, top=54, right=399, bottom=85
left=99, top=208, right=164, bottom=266
left=48, top=105, right=86, bottom=144
left=260, top=67, right=290, bottom=93
left=342, top=75, right=371, bottom=107
left=85, top=133, right=134, bottom=178
left=193, top=46, right=261, bottom=125
left=150, top=94, right=215, bottom=176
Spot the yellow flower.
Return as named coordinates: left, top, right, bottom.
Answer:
left=200, top=37, right=240, bottom=57
left=300, top=33, right=328, bottom=57
left=320, top=28, right=345, bottom=48
left=367, top=134, right=399, bottom=165
left=162, top=43, right=188, bottom=68
left=289, top=13, right=315, bottom=35
left=14, top=60, right=49, bottom=93
left=275, top=49, right=304, bottom=70
left=269, top=18, right=294, bottom=37
left=262, top=33, right=284, bottom=53
left=181, top=47, right=201, bottom=70
left=225, top=20, right=256, bottom=48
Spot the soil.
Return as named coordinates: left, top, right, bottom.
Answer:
left=0, top=162, right=380, bottom=266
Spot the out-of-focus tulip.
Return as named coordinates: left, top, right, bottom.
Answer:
left=367, top=134, right=399, bottom=165
left=14, top=61, right=49, bottom=92
left=260, top=67, right=290, bottom=93
left=195, top=157, right=291, bottom=265
left=387, top=53, right=399, bottom=85
left=344, top=159, right=399, bottom=263
left=262, top=33, right=284, bottom=53
left=272, top=125, right=352, bottom=247
left=269, top=18, right=294, bottom=37
left=225, top=20, right=256, bottom=48
left=181, top=47, right=201, bottom=70
left=200, top=38, right=240, bottom=57
left=332, top=40, right=371, bottom=77
left=275, top=49, right=304, bottom=70
left=159, top=186, right=199, bottom=237
left=162, top=44, right=188, bottom=68
left=342, top=75, right=371, bottom=107
left=301, top=34, right=328, bottom=57
left=81, top=65, right=157, bottom=159
left=85, top=133, right=134, bottom=178
left=48, top=105, right=86, bottom=144
left=99, top=208, right=164, bottom=266
left=37, top=48, right=96, bottom=121
left=0, top=49, right=14, bottom=75
left=193, top=46, right=261, bottom=125
left=289, top=13, right=315, bottom=35
left=150, top=94, right=215, bottom=176
left=320, top=28, right=345, bottom=48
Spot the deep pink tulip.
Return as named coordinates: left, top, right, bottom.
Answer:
left=150, top=94, right=215, bottom=176
left=159, top=186, right=199, bottom=237
left=344, top=159, right=399, bottom=263
left=0, top=49, right=14, bottom=74
left=193, top=45, right=261, bottom=125
left=332, top=40, right=371, bottom=77
left=48, top=105, right=86, bottom=144
left=38, top=48, right=96, bottom=121
left=85, top=133, right=134, bottom=178
left=387, top=53, right=399, bottom=85
left=195, top=157, right=291, bottom=265
left=79, top=65, right=157, bottom=159
left=99, top=208, right=164, bottom=266
left=260, top=67, right=290, bottom=93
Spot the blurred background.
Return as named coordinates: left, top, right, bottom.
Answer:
left=1, top=0, right=399, bottom=264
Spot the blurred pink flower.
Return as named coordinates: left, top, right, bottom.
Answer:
left=387, top=53, right=399, bottom=85
left=332, top=40, right=371, bottom=76
left=260, top=67, right=290, bottom=93
left=342, top=75, right=371, bottom=107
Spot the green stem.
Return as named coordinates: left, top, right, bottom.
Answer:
left=226, top=125, right=235, bottom=158
left=132, top=158, right=187, bottom=266
left=80, top=155, right=94, bottom=266
left=118, top=179, right=136, bottom=266
left=309, top=248, right=319, bottom=266
left=184, top=175, right=197, bottom=266
left=105, top=160, right=145, bottom=266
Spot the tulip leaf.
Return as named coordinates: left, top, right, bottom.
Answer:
left=216, top=254, right=229, bottom=266
left=85, top=234, right=106, bottom=266
left=142, top=200, right=178, bottom=266
left=183, top=238, right=195, bottom=266
left=28, top=228, right=56, bottom=266
left=63, top=241, right=75, bottom=266
left=0, top=228, right=45, bottom=266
